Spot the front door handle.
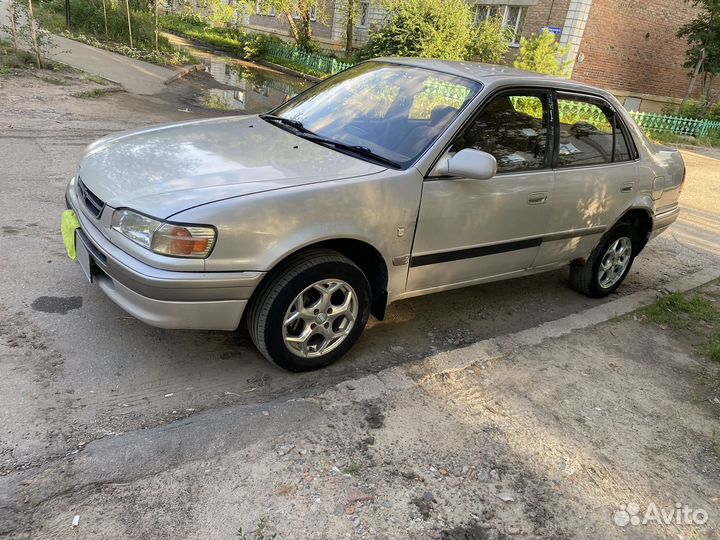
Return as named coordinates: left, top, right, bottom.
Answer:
left=528, top=192, right=548, bottom=205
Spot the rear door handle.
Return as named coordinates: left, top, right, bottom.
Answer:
left=528, top=192, right=548, bottom=205
left=621, top=182, right=635, bottom=193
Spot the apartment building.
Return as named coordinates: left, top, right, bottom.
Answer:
left=245, top=0, right=715, bottom=111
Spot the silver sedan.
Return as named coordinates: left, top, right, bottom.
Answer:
left=64, top=58, right=684, bottom=371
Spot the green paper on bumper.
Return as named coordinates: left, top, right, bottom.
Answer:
left=61, top=209, right=81, bottom=260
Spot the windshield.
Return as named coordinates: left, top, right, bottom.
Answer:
left=269, top=61, right=482, bottom=168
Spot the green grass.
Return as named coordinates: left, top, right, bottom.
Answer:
left=35, top=1, right=195, bottom=66
left=0, top=40, right=38, bottom=72
left=159, top=14, right=340, bottom=78
left=641, top=293, right=719, bottom=329
left=160, top=15, right=259, bottom=58
left=73, top=88, right=113, bottom=98
left=236, top=517, right=277, bottom=540
left=711, top=431, right=720, bottom=459
left=343, top=460, right=360, bottom=475
left=81, top=73, right=109, bottom=85
left=700, top=332, right=720, bottom=362
left=641, top=291, right=720, bottom=362
left=647, top=130, right=720, bottom=149
left=40, top=75, right=67, bottom=85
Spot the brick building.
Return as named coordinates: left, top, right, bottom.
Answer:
left=245, top=0, right=714, bottom=111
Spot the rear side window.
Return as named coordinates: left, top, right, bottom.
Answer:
left=556, top=94, right=633, bottom=167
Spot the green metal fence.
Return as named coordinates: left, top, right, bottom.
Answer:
left=262, top=41, right=353, bottom=76
left=628, top=112, right=720, bottom=137
left=555, top=100, right=720, bottom=138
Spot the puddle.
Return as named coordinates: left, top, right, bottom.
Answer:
left=196, top=58, right=310, bottom=113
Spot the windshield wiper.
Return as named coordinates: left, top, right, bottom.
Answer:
left=317, top=139, right=401, bottom=169
left=260, top=113, right=401, bottom=169
left=259, top=113, right=309, bottom=133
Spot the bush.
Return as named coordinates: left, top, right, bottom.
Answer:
left=469, top=17, right=511, bottom=64
left=159, top=15, right=263, bottom=59
left=662, top=99, right=720, bottom=121
left=513, top=29, right=571, bottom=76
left=161, top=15, right=345, bottom=75
left=363, top=0, right=492, bottom=61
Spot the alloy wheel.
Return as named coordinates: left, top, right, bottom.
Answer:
left=282, top=279, right=358, bottom=358
left=598, top=236, right=632, bottom=289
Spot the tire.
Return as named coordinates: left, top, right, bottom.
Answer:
left=247, top=249, right=371, bottom=372
left=569, top=222, right=637, bottom=298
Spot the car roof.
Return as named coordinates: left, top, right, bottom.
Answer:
left=374, top=57, right=608, bottom=95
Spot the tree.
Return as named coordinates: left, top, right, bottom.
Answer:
left=175, top=0, right=238, bottom=26
left=365, top=0, right=504, bottom=61
left=513, top=29, right=572, bottom=76
left=334, top=0, right=364, bottom=53
left=263, top=0, right=327, bottom=50
left=8, top=0, right=47, bottom=67
left=7, top=0, right=20, bottom=53
left=26, top=0, right=42, bottom=67
left=677, top=0, right=720, bottom=104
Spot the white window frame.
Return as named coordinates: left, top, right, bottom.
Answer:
left=473, top=4, right=525, bottom=47
left=504, top=5, right=524, bottom=46
left=292, top=6, right=316, bottom=20
left=357, top=1, right=370, bottom=28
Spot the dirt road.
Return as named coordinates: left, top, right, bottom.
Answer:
left=1, top=67, right=720, bottom=539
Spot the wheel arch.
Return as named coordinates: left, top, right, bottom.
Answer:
left=615, top=207, right=653, bottom=254
left=248, top=238, right=390, bottom=322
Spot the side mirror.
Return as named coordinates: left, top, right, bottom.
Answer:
left=445, top=149, right=497, bottom=180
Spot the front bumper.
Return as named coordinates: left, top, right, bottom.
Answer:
left=66, top=183, right=264, bottom=331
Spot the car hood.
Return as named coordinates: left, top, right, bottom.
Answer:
left=77, top=115, right=385, bottom=218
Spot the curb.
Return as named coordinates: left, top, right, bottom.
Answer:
left=321, top=266, right=720, bottom=404
left=164, top=63, right=206, bottom=85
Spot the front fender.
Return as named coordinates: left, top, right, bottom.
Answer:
left=172, top=169, right=424, bottom=300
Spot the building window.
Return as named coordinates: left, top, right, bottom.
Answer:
left=292, top=5, right=316, bottom=20
left=474, top=4, right=526, bottom=46
left=255, top=1, right=276, bottom=16
left=358, top=1, right=370, bottom=27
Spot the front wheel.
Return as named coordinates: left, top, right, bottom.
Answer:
left=246, top=250, right=371, bottom=372
left=569, top=223, right=637, bottom=298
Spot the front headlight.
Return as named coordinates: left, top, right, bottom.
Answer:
left=111, top=209, right=216, bottom=258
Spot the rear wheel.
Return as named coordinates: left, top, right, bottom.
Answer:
left=247, top=250, right=371, bottom=371
left=569, top=223, right=636, bottom=298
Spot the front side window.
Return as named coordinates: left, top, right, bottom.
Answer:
left=271, top=62, right=482, bottom=168
left=556, top=94, right=632, bottom=168
left=450, top=92, right=549, bottom=173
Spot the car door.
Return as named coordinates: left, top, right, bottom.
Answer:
left=406, top=89, right=556, bottom=293
left=533, top=91, right=640, bottom=267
